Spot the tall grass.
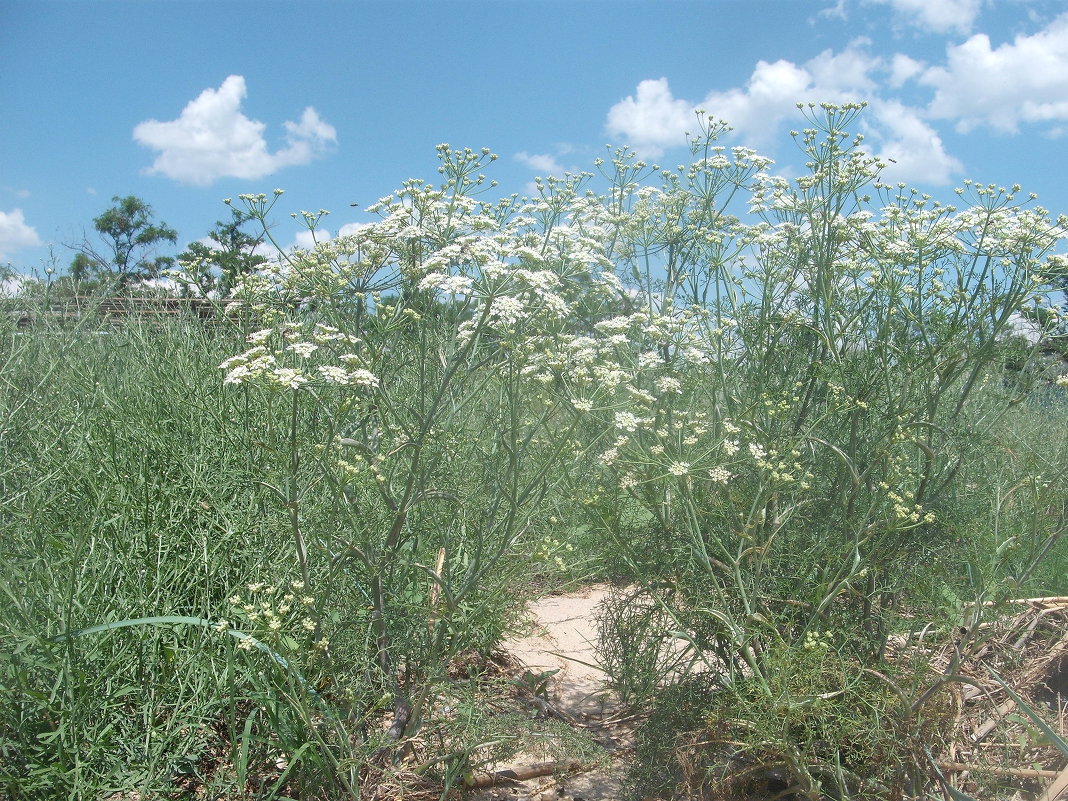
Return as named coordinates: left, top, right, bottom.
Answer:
left=0, top=318, right=305, bottom=797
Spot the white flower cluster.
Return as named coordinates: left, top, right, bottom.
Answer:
left=219, top=324, right=379, bottom=391
left=224, top=579, right=317, bottom=650
left=204, top=111, right=1065, bottom=561
left=418, top=272, right=474, bottom=296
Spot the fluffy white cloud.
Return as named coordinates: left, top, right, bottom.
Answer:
left=818, top=0, right=847, bottom=21
left=804, top=42, right=882, bottom=95
left=605, top=78, right=694, bottom=157
left=703, top=60, right=814, bottom=142
left=133, top=75, right=337, bottom=186
left=0, top=209, right=42, bottom=261
left=337, top=221, right=372, bottom=237
left=293, top=229, right=328, bottom=250
left=870, top=0, right=984, bottom=35
left=606, top=43, right=881, bottom=155
left=709, top=47, right=880, bottom=141
left=922, top=15, right=1068, bottom=133
left=868, top=101, right=963, bottom=184
left=888, top=53, right=925, bottom=87
left=514, top=150, right=564, bottom=175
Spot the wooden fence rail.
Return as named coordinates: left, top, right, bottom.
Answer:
left=1, top=296, right=236, bottom=329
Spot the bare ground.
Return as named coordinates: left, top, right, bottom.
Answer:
left=467, top=583, right=633, bottom=801
left=466, top=592, right=1068, bottom=801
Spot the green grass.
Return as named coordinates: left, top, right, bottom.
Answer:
left=0, top=319, right=304, bottom=798
left=0, top=315, right=589, bottom=799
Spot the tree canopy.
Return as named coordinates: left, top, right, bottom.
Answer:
left=71, top=195, right=177, bottom=289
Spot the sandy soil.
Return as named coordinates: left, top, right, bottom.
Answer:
left=468, top=583, right=632, bottom=801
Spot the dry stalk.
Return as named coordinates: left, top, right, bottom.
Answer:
left=1036, top=764, right=1068, bottom=801
left=463, top=758, right=586, bottom=789
left=936, top=761, right=1060, bottom=780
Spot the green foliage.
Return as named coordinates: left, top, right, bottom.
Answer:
left=596, top=584, right=698, bottom=708
left=175, top=207, right=268, bottom=297
left=68, top=251, right=96, bottom=282
left=71, top=195, right=178, bottom=289
left=574, top=104, right=1067, bottom=798
left=628, top=649, right=950, bottom=800
left=0, top=322, right=296, bottom=797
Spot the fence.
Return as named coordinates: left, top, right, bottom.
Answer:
left=1, top=296, right=234, bottom=329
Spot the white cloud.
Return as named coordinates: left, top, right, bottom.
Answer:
left=600, top=34, right=1068, bottom=189
left=279, top=108, right=337, bottom=166
left=606, top=44, right=881, bottom=155
left=705, top=59, right=820, bottom=139
left=870, top=0, right=983, bottom=35
left=804, top=40, right=881, bottom=95
left=922, top=15, right=1068, bottom=133
left=514, top=150, right=564, bottom=175
left=233, top=228, right=327, bottom=270
left=868, top=101, right=963, bottom=184
left=1, top=274, right=30, bottom=297
left=818, top=0, right=847, bottom=21
left=605, top=78, right=694, bottom=157
left=1006, top=312, right=1043, bottom=344
left=0, top=209, right=42, bottom=261
left=338, top=221, right=372, bottom=237
left=725, top=42, right=880, bottom=122
left=888, top=53, right=925, bottom=87
left=139, top=276, right=183, bottom=294
left=133, top=75, right=337, bottom=186
left=293, top=229, right=328, bottom=250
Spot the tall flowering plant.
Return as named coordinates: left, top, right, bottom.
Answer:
left=185, top=107, right=1068, bottom=795
left=211, top=146, right=626, bottom=761
left=560, top=104, right=1067, bottom=795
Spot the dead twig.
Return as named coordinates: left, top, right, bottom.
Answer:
left=1036, top=763, right=1068, bottom=801
left=972, top=698, right=1017, bottom=743
left=463, top=758, right=586, bottom=789
left=936, top=761, right=1060, bottom=780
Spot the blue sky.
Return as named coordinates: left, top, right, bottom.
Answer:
left=3, top=0, right=1068, bottom=274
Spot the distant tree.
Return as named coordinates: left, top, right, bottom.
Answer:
left=176, top=208, right=267, bottom=297
left=69, top=252, right=97, bottom=282
left=1045, top=255, right=1068, bottom=323
left=71, top=195, right=178, bottom=290
left=1025, top=253, right=1068, bottom=358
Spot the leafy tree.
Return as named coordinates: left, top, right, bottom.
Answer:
left=69, top=252, right=97, bottom=283
left=1016, top=253, right=1068, bottom=360
left=176, top=208, right=267, bottom=297
left=1042, top=254, right=1068, bottom=336
left=71, top=195, right=178, bottom=289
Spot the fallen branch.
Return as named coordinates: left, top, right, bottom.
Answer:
left=973, top=699, right=1016, bottom=743
left=463, top=759, right=586, bottom=789
left=1037, top=763, right=1068, bottom=801
left=936, top=761, right=1060, bottom=780
left=967, top=597, right=1068, bottom=609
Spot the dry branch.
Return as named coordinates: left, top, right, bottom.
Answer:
left=463, top=759, right=586, bottom=789
left=936, top=761, right=1060, bottom=780
left=1037, top=764, right=1068, bottom=801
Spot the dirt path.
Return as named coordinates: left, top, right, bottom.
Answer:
left=469, top=584, right=631, bottom=801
